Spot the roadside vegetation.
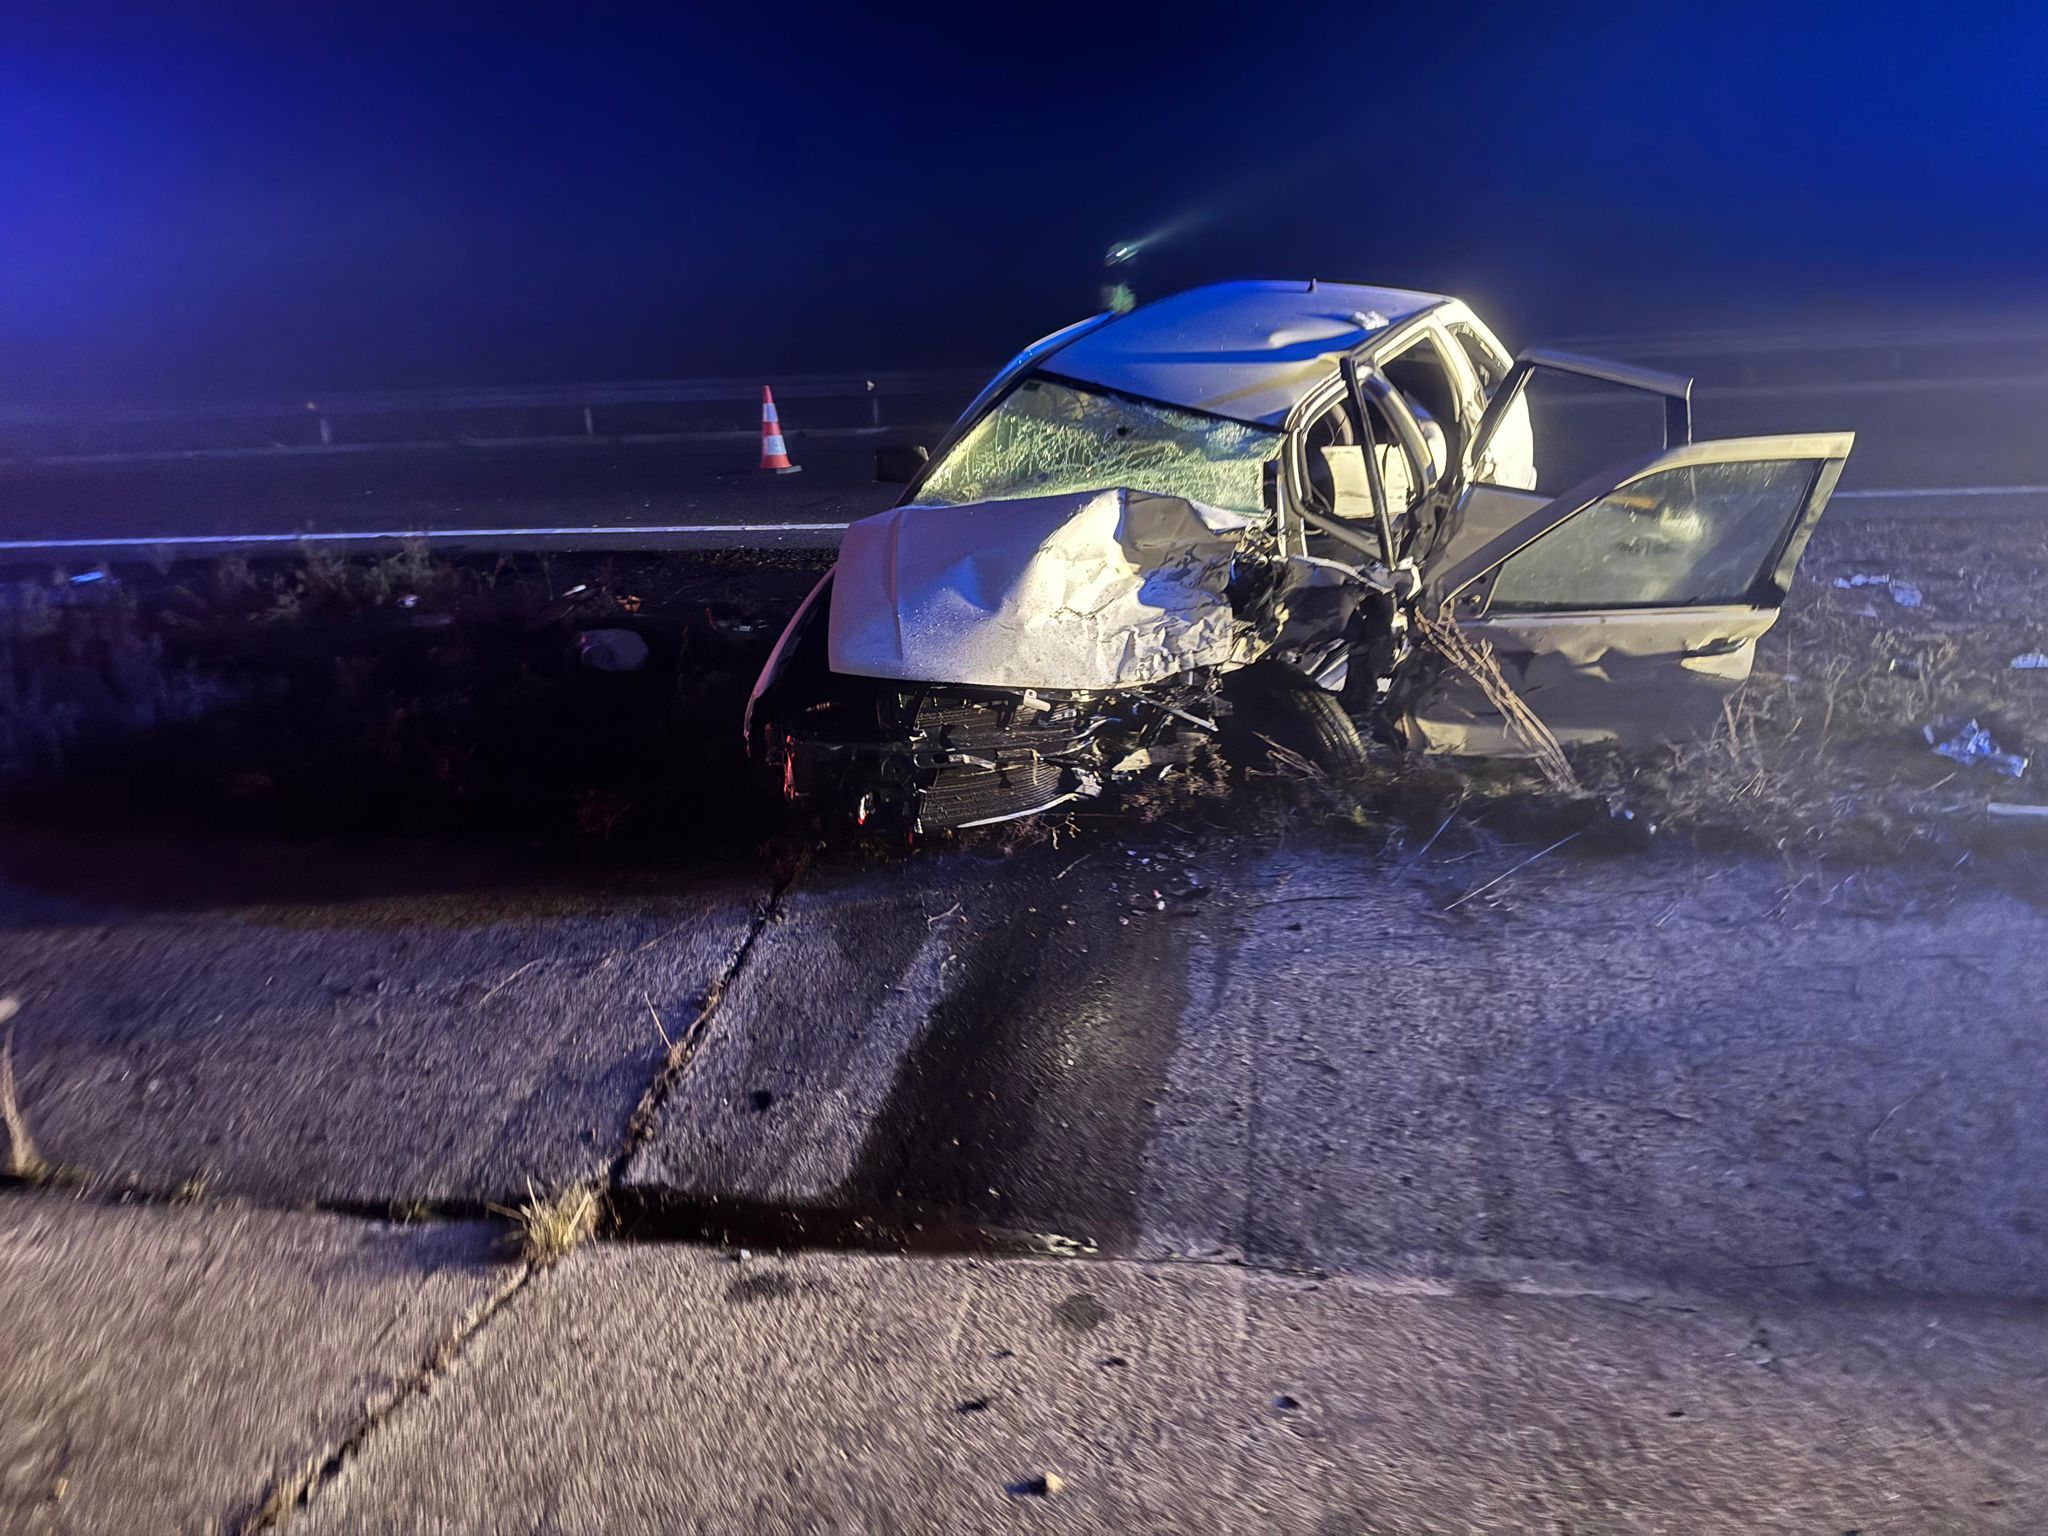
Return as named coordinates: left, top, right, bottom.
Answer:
left=0, top=545, right=823, bottom=860
left=0, top=516, right=2038, bottom=874
left=1103, top=516, right=2048, bottom=868
left=1596, top=516, right=2048, bottom=858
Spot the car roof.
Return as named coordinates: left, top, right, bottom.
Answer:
left=1046, top=279, right=1453, bottom=429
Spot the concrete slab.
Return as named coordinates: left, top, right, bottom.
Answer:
left=623, top=846, right=1201, bottom=1248
left=0, top=848, right=766, bottom=1204
left=300, top=1244, right=2048, bottom=1532
left=0, top=1191, right=507, bottom=1534
left=621, top=866, right=953, bottom=1204
left=1141, top=846, right=2048, bottom=1295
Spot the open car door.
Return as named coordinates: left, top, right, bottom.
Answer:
left=1406, top=427, right=1853, bottom=755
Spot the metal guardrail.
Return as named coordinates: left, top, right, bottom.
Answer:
left=0, top=370, right=986, bottom=460
left=0, top=370, right=982, bottom=427
left=9, top=314, right=2048, bottom=460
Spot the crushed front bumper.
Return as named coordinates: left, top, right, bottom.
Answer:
left=770, top=684, right=1190, bottom=832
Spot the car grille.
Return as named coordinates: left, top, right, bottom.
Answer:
left=919, top=756, right=1070, bottom=829
left=903, top=692, right=1101, bottom=829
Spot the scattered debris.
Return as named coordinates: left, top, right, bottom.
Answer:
left=1272, top=1394, right=1302, bottom=1411
left=68, top=571, right=106, bottom=586
left=1005, top=1474, right=1063, bottom=1499
left=1923, top=716, right=2029, bottom=779
left=955, top=1397, right=991, bottom=1414
left=1834, top=572, right=1922, bottom=608
left=1987, top=802, right=2048, bottom=819
left=1442, top=830, right=1582, bottom=913
left=577, top=628, right=650, bottom=672
left=2011, top=652, right=2048, bottom=670
left=475, top=958, right=547, bottom=1009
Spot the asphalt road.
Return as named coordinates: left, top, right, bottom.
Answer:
left=0, top=440, right=900, bottom=555
left=8, top=332, right=2048, bottom=557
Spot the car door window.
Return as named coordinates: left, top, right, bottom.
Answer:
left=1447, top=323, right=1511, bottom=395
left=1487, top=458, right=1821, bottom=611
left=1482, top=369, right=1672, bottom=497
left=1380, top=334, right=1462, bottom=475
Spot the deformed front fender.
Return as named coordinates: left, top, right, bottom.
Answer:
left=743, top=567, right=835, bottom=751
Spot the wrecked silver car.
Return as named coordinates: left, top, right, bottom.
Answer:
left=747, top=280, right=1852, bottom=830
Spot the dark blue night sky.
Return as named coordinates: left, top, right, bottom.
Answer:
left=5, top=1, right=2047, bottom=399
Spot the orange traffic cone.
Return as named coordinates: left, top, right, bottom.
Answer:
left=759, top=386, right=801, bottom=474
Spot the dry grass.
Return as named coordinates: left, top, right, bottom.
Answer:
left=0, top=996, right=50, bottom=1181
left=171, top=1169, right=217, bottom=1203
left=1242, top=733, right=1376, bottom=830
left=1414, top=612, right=1580, bottom=795
left=1585, top=518, right=2048, bottom=856
left=494, top=1181, right=603, bottom=1266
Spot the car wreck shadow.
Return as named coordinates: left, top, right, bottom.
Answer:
left=834, top=847, right=1198, bottom=1253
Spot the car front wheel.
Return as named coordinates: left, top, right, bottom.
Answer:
left=1220, top=663, right=1371, bottom=775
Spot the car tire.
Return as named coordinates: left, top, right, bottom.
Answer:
left=1221, top=664, right=1371, bottom=775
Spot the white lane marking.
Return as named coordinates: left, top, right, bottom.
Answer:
left=7, top=487, right=2048, bottom=556
left=1835, top=485, right=2048, bottom=499
left=0, top=521, right=854, bottom=553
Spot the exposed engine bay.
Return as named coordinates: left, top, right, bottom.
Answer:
left=746, top=485, right=1400, bottom=830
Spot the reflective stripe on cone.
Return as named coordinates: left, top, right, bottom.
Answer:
left=760, top=386, right=801, bottom=473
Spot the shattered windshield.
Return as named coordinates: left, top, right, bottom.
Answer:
left=916, top=374, right=1281, bottom=516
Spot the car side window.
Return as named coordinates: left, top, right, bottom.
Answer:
left=1380, top=334, right=1461, bottom=475
left=1477, top=368, right=1672, bottom=498
left=1447, top=323, right=1510, bottom=395
left=1486, top=459, right=1819, bottom=611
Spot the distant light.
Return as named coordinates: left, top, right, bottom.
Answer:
left=1104, top=240, right=1142, bottom=267
left=304, top=401, right=318, bottom=411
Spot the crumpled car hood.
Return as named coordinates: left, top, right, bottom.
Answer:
left=827, top=487, right=1252, bottom=691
